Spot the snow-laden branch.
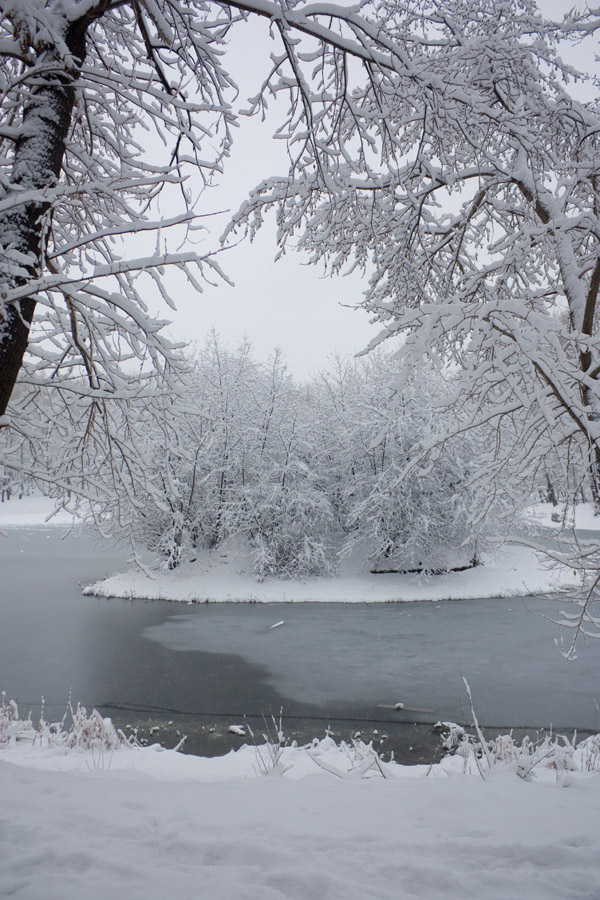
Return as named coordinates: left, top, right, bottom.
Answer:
left=0, top=0, right=598, bottom=643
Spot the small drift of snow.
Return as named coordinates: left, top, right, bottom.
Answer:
left=525, top=502, right=600, bottom=532
left=1, top=738, right=600, bottom=900
left=84, top=543, right=578, bottom=604
left=228, top=725, right=246, bottom=736
left=0, top=494, right=76, bottom=527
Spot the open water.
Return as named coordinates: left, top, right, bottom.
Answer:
left=1, top=526, right=599, bottom=761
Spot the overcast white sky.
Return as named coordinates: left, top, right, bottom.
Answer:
left=158, top=15, right=377, bottom=380
left=158, top=0, right=595, bottom=379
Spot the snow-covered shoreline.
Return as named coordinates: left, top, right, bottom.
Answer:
left=2, top=731, right=600, bottom=900
left=84, top=500, right=589, bottom=604
left=83, top=542, right=578, bottom=604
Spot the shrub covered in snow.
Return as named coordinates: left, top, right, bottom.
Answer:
left=438, top=722, right=600, bottom=784
left=0, top=694, right=136, bottom=753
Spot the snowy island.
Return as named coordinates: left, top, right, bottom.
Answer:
left=83, top=539, right=580, bottom=604
left=0, top=494, right=584, bottom=603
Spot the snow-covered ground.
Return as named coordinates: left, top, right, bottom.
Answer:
left=2, top=496, right=600, bottom=898
left=2, top=726, right=600, bottom=900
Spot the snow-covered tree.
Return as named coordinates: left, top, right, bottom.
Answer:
left=315, top=352, right=498, bottom=573
left=117, top=338, right=336, bottom=576
left=241, top=352, right=336, bottom=578
left=106, top=339, right=494, bottom=578
left=3, top=0, right=600, bottom=632
left=0, top=0, right=418, bottom=507
left=4, top=1, right=597, bottom=494
left=110, top=334, right=259, bottom=568
left=229, top=0, right=600, bottom=633
left=2, top=0, right=516, bottom=418
left=235, top=1, right=600, bottom=498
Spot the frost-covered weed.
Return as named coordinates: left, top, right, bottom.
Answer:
left=248, top=712, right=291, bottom=777
left=441, top=724, right=600, bottom=784
left=307, top=735, right=392, bottom=779
left=0, top=693, right=136, bottom=753
left=440, top=680, right=600, bottom=783
left=0, top=694, right=32, bottom=746
left=247, top=714, right=392, bottom=779
left=435, top=721, right=466, bottom=752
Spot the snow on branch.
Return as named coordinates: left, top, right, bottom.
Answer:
left=0, top=0, right=598, bottom=642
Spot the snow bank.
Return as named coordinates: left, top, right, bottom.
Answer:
left=1, top=736, right=600, bottom=900
left=525, top=502, right=600, bottom=532
left=84, top=542, right=578, bottom=604
left=0, top=494, right=76, bottom=527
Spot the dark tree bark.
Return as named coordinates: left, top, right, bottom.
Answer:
left=0, top=19, right=87, bottom=418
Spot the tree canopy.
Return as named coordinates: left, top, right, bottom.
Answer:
left=1, top=0, right=600, bottom=638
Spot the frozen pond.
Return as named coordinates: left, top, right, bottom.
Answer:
left=1, top=527, right=599, bottom=758
left=143, top=597, right=600, bottom=728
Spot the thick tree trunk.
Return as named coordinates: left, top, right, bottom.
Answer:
left=579, top=259, right=600, bottom=513
left=0, top=20, right=87, bottom=417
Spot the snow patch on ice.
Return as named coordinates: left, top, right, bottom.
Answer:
left=0, top=494, right=76, bottom=527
